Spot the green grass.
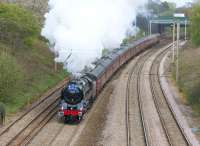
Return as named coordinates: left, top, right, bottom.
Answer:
left=0, top=41, right=68, bottom=114
left=0, top=4, right=68, bottom=115
left=191, top=2, right=200, bottom=46
left=171, top=41, right=200, bottom=114
left=5, top=70, right=67, bottom=113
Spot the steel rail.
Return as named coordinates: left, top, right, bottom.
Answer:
left=126, top=50, right=154, bottom=146
left=157, top=52, right=192, bottom=145
left=0, top=78, right=68, bottom=137
left=149, top=47, right=173, bottom=146
left=6, top=98, right=59, bottom=146
left=149, top=44, right=190, bottom=145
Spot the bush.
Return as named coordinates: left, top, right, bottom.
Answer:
left=187, top=84, right=200, bottom=105
left=191, top=2, right=200, bottom=46
left=0, top=4, right=40, bottom=47
left=172, top=42, right=200, bottom=113
left=0, top=53, right=23, bottom=102
left=0, top=3, right=67, bottom=114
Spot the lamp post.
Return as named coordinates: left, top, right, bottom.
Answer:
left=176, top=22, right=180, bottom=82
left=172, top=22, right=175, bottom=62
left=185, top=19, right=187, bottom=40
left=173, top=13, right=185, bottom=82
left=149, top=20, right=152, bottom=36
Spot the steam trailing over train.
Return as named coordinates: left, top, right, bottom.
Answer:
left=41, top=0, right=147, bottom=73
left=58, top=35, right=159, bottom=123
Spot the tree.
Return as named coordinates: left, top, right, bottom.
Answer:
left=136, top=14, right=149, bottom=33
left=0, top=4, right=40, bottom=48
left=0, top=53, right=23, bottom=102
left=191, top=2, right=200, bottom=46
left=146, top=0, right=175, bottom=16
left=136, top=1, right=175, bottom=34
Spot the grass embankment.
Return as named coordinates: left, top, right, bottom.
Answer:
left=172, top=42, right=200, bottom=113
left=0, top=4, right=67, bottom=114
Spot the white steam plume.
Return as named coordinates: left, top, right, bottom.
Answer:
left=42, top=0, right=147, bottom=74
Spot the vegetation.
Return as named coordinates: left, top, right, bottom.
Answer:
left=0, top=4, right=67, bottom=114
left=0, top=102, right=5, bottom=124
left=171, top=42, right=200, bottom=113
left=136, top=0, right=176, bottom=34
left=171, top=1, right=200, bottom=113
left=122, top=30, right=146, bottom=46
left=136, top=14, right=149, bottom=35
left=0, top=0, right=48, bottom=18
left=147, top=0, right=176, bottom=16
left=0, top=53, right=23, bottom=102
left=190, top=2, right=200, bottom=46
left=0, top=4, right=40, bottom=48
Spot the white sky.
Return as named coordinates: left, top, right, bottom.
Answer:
left=161, top=0, right=193, bottom=7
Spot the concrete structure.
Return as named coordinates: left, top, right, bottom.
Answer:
left=149, top=16, right=189, bottom=37
left=149, top=15, right=189, bottom=82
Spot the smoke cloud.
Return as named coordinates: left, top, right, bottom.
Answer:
left=42, top=0, right=147, bottom=73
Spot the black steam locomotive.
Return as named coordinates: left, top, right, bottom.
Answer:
left=58, top=34, right=159, bottom=123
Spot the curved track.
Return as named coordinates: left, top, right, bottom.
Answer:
left=0, top=41, right=193, bottom=146
left=126, top=43, right=191, bottom=146
left=149, top=46, right=190, bottom=146
left=0, top=79, right=68, bottom=146
left=126, top=49, right=155, bottom=146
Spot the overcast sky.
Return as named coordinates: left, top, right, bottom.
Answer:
left=161, top=0, right=193, bottom=7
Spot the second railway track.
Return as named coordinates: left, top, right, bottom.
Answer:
left=0, top=79, right=68, bottom=146
left=126, top=42, right=192, bottom=146
left=126, top=48, right=157, bottom=146
left=0, top=40, right=194, bottom=146
left=149, top=45, right=190, bottom=145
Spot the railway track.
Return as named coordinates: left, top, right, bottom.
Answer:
left=126, top=43, right=191, bottom=146
left=0, top=79, right=68, bottom=146
left=8, top=100, right=58, bottom=146
left=0, top=40, right=193, bottom=146
left=149, top=46, right=190, bottom=145
left=126, top=49, right=156, bottom=146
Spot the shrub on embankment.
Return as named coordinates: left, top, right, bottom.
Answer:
left=171, top=2, right=200, bottom=113
left=172, top=42, right=200, bottom=113
left=191, top=2, right=200, bottom=46
left=0, top=4, right=67, bottom=114
left=0, top=53, right=23, bottom=102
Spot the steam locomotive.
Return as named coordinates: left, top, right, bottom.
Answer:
left=58, top=34, right=160, bottom=123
